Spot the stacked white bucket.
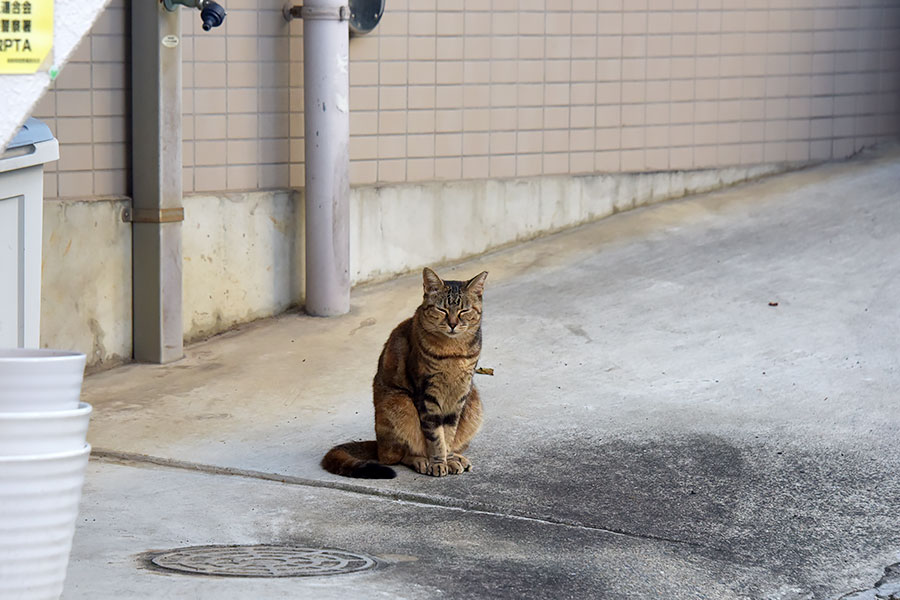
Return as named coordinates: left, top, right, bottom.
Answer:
left=0, top=349, right=91, bottom=600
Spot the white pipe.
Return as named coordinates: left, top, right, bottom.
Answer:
left=302, top=0, right=351, bottom=316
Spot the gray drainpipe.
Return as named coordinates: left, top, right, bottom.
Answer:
left=288, top=0, right=351, bottom=316
left=129, top=1, right=225, bottom=363
left=130, top=0, right=349, bottom=365
left=130, top=2, right=184, bottom=363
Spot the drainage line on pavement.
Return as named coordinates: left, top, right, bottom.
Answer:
left=91, top=448, right=736, bottom=557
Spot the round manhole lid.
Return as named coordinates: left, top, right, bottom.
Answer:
left=150, top=545, right=378, bottom=578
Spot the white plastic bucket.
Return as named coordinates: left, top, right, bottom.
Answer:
left=0, top=444, right=91, bottom=600
left=0, top=350, right=86, bottom=413
left=0, top=403, right=92, bottom=456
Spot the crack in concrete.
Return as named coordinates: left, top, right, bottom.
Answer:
left=91, top=448, right=738, bottom=557
left=838, top=562, right=900, bottom=600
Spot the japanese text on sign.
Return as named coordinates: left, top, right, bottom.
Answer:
left=0, top=0, right=52, bottom=74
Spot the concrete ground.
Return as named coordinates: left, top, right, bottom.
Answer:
left=67, top=147, right=900, bottom=600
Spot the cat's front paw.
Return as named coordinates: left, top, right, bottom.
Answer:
left=447, top=453, right=472, bottom=474
left=408, top=456, right=449, bottom=477
left=426, top=459, right=449, bottom=477
left=408, top=456, right=429, bottom=474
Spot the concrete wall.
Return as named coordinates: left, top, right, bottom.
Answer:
left=41, top=191, right=300, bottom=361
left=41, top=198, right=131, bottom=371
left=40, top=162, right=786, bottom=367
left=182, top=191, right=302, bottom=343
left=349, top=162, right=784, bottom=284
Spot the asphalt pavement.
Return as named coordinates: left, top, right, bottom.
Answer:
left=66, top=146, right=900, bottom=599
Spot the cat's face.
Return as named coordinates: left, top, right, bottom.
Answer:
left=420, top=267, right=488, bottom=338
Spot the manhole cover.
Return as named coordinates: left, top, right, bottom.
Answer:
left=149, top=545, right=378, bottom=578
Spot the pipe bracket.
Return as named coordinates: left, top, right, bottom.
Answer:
left=123, top=207, right=185, bottom=224
left=283, top=4, right=348, bottom=21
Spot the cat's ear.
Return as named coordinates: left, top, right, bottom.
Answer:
left=423, top=267, right=444, bottom=294
left=465, top=271, right=488, bottom=297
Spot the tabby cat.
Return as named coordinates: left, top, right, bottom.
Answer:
left=321, top=267, right=488, bottom=478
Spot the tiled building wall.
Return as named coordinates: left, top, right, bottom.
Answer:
left=352, top=0, right=900, bottom=183
left=31, top=0, right=129, bottom=199
left=181, top=0, right=298, bottom=193
left=32, top=0, right=900, bottom=199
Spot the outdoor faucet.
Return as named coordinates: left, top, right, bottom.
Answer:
left=162, top=0, right=226, bottom=31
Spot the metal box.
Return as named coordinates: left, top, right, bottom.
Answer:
left=0, top=118, right=59, bottom=348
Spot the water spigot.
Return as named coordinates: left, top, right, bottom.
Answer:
left=200, top=1, right=226, bottom=30
left=162, top=0, right=227, bottom=31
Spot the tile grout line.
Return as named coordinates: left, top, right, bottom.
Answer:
left=91, top=447, right=739, bottom=557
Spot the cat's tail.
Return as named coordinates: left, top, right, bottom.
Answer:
left=321, top=440, right=397, bottom=479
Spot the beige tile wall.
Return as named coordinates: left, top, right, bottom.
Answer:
left=31, top=0, right=900, bottom=197
left=32, top=0, right=129, bottom=199
left=349, top=0, right=900, bottom=184
left=181, top=0, right=296, bottom=193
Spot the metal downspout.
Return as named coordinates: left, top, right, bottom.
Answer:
left=130, top=2, right=184, bottom=363
left=300, top=0, right=351, bottom=316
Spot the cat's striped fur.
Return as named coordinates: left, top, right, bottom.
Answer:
left=321, top=267, right=488, bottom=478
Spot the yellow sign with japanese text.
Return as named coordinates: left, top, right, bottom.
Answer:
left=0, top=0, right=52, bottom=74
